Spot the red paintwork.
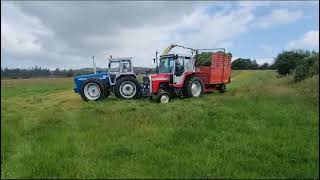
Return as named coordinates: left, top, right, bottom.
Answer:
left=150, top=73, right=170, bottom=94
left=196, top=52, right=232, bottom=85
left=172, top=72, right=193, bottom=88
left=151, top=52, right=232, bottom=94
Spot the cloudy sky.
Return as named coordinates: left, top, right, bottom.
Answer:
left=1, top=1, right=319, bottom=69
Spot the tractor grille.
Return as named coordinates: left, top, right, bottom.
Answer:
left=142, top=76, right=151, bottom=96
left=143, top=76, right=150, bottom=85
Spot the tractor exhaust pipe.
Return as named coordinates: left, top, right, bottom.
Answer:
left=153, top=51, right=159, bottom=74
left=156, top=51, right=158, bottom=74
left=92, top=56, right=96, bottom=74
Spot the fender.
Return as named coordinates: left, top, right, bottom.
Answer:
left=172, top=72, right=194, bottom=88
left=74, top=72, right=111, bottom=93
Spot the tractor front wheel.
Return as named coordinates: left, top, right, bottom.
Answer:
left=156, top=89, right=170, bottom=103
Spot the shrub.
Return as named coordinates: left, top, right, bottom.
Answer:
left=274, top=50, right=310, bottom=75
left=312, top=54, right=319, bottom=75
left=294, top=54, right=319, bottom=82
left=231, top=58, right=259, bottom=70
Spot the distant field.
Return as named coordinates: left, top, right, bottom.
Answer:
left=1, top=70, right=319, bottom=178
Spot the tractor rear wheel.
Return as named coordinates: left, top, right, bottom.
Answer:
left=80, top=78, right=107, bottom=102
left=156, top=89, right=170, bottom=103
left=218, top=83, right=226, bottom=93
left=114, top=76, right=141, bottom=99
left=183, top=76, right=204, bottom=98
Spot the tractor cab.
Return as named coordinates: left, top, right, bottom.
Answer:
left=107, top=57, right=135, bottom=84
left=158, top=54, right=194, bottom=84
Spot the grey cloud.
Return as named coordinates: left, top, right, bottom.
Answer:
left=3, top=1, right=307, bottom=69
left=7, top=1, right=211, bottom=68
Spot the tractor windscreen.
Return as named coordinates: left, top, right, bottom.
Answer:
left=159, top=57, right=174, bottom=73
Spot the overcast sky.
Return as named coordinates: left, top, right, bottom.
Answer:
left=1, top=1, right=319, bottom=69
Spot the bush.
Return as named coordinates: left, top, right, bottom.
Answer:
left=274, top=50, right=310, bottom=75
left=313, top=55, right=319, bottom=75
left=294, top=54, right=319, bottom=82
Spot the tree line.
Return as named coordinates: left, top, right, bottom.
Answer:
left=231, top=49, right=319, bottom=82
left=0, top=66, right=92, bottom=78
left=231, top=58, right=274, bottom=70
left=1, top=49, right=319, bottom=81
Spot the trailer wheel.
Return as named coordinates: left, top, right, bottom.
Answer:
left=219, top=83, right=226, bottom=93
left=114, top=76, right=141, bottom=99
left=183, top=76, right=204, bottom=98
left=156, top=89, right=170, bottom=103
left=80, top=78, right=107, bottom=102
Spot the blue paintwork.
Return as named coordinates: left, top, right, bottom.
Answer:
left=73, top=72, right=110, bottom=94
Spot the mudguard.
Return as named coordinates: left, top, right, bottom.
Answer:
left=73, top=72, right=110, bottom=93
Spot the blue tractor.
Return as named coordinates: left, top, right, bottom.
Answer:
left=73, top=57, right=141, bottom=101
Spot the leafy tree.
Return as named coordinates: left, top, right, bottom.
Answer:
left=232, top=58, right=253, bottom=70
left=66, top=69, right=74, bottom=77
left=249, top=59, right=259, bottom=70
left=294, top=53, right=319, bottom=82
left=259, top=63, right=269, bottom=70
left=273, top=50, right=310, bottom=75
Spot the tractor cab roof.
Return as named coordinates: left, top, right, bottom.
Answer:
left=160, top=54, right=192, bottom=59
left=108, top=57, right=132, bottom=62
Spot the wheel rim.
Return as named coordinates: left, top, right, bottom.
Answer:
left=84, top=83, right=101, bottom=100
left=221, top=84, right=226, bottom=91
left=191, top=81, right=202, bottom=97
left=120, top=81, right=136, bottom=98
left=160, top=94, right=169, bottom=103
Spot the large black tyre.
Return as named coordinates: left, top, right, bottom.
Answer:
left=183, top=76, right=204, bottom=98
left=114, top=76, right=141, bottom=99
left=156, top=89, right=171, bottom=103
left=219, top=83, right=226, bottom=93
left=80, top=78, right=107, bottom=102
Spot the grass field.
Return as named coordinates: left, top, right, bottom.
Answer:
left=1, top=70, right=319, bottom=178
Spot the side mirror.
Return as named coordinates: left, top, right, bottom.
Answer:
left=174, top=54, right=179, bottom=59
left=153, top=58, right=156, bottom=63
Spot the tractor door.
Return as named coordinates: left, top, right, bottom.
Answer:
left=108, top=61, right=120, bottom=83
left=173, top=56, right=185, bottom=84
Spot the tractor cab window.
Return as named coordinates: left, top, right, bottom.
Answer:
left=159, top=57, right=174, bottom=73
left=121, top=60, right=132, bottom=73
left=175, top=56, right=184, bottom=76
left=109, top=61, right=120, bottom=72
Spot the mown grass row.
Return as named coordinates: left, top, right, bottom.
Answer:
left=1, top=70, right=319, bottom=178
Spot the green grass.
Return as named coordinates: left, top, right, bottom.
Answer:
left=1, top=70, right=319, bottom=178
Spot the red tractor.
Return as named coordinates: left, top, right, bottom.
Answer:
left=141, top=44, right=232, bottom=103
